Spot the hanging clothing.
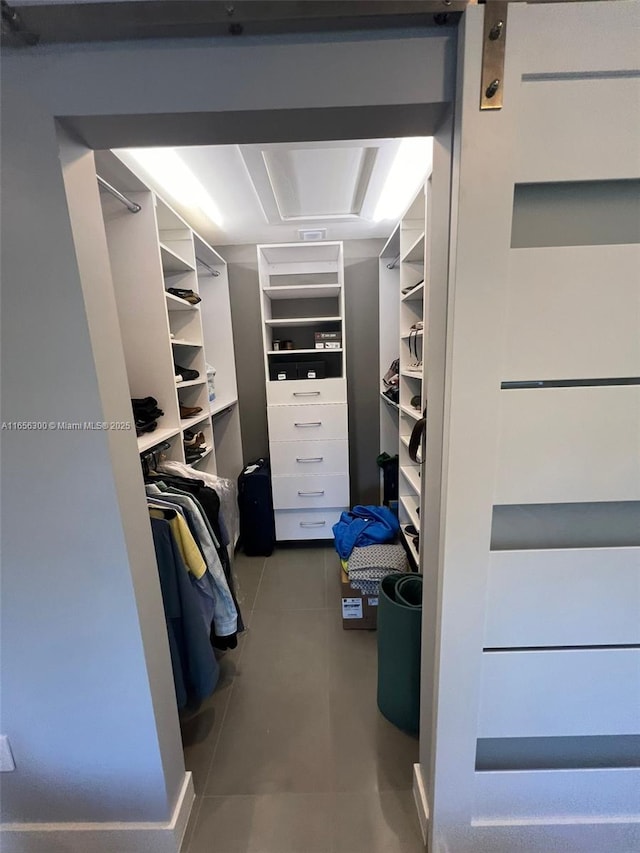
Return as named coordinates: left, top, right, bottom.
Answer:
left=150, top=516, right=219, bottom=709
left=149, top=466, right=245, bottom=638
left=149, top=504, right=206, bottom=579
left=147, top=484, right=238, bottom=638
left=156, top=460, right=238, bottom=547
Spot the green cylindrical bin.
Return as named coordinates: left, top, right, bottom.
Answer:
left=377, top=572, right=423, bottom=734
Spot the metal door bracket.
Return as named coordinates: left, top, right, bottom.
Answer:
left=480, top=1, right=508, bottom=110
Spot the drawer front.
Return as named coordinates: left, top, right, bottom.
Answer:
left=267, top=377, right=347, bottom=406
left=275, top=507, right=346, bottom=541
left=270, top=439, right=349, bottom=476
left=272, top=473, right=349, bottom=510
left=268, top=403, right=347, bottom=442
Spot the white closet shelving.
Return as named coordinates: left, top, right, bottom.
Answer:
left=258, top=241, right=349, bottom=541
left=378, top=183, right=428, bottom=569
left=398, top=184, right=427, bottom=568
left=196, top=234, right=243, bottom=485
left=95, top=152, right=243, bottom=495
left=378, top=223, right=401, bottom=493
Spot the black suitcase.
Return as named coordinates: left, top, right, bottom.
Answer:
left=238, top=457, right=276, bottom=556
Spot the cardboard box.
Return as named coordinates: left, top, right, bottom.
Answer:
left=341, top=568, right=378, bottom=630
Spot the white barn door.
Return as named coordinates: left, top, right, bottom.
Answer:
left=426, top=2, right=640, bottom=851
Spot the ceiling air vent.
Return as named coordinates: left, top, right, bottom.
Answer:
left=298, top=229, right=327, bottom=241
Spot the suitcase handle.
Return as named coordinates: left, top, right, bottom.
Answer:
left=300, top=521, right=327, bottom=527
left=298, top=490, right=325, bottom=496
left=296, top=457, right=324, bottom=463
left=293, top=391, right=320, bottom=397
left=294, top=422, right=322, bottom=427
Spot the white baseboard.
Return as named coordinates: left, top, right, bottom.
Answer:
left=413, top=762, right=430, bottom=847
left=0, top=771, right=195, bottom=853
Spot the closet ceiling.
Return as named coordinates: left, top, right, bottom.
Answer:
left=115, top=138, right=420, bottom=247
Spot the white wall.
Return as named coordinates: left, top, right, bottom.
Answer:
left=0, top=27, right=455, bottom=847
left=0, top=84, right=179, bottom=828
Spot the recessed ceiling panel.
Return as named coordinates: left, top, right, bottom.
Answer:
left=121, top=138, right=418, bottom=244
left=263, top=146, right=377, bottom=220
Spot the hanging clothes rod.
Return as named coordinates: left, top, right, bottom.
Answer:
left=140, top=439, right=172, bottom=460
left=387, top=253, right=401, bottom=270
left=96, top=175, right=141, bottom=214
left=211, top=405, right=233, bottom=420
left=196, top=257, right=220, bottom=277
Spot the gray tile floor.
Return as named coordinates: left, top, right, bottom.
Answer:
left=181, top=545, right=423, bottom=853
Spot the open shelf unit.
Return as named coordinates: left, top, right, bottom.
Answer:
left=160, top=242, right=195, bottom=274
left=258, top=241, right=349, bottom=541
left=264, top=316, right=342, bottom=327
left=397, top=184, right=428, bottom=569
left=165, top=292, right=199, bottom=311
left=137, top=427, right=181, bottom=454
left=399, top=493, right=420, bottom=529
left=262, top=284, right=341, bottom=300
left=380, top=389, right=399, bottom=411
left=379, top=181, right=429, bottom=570
left=378, top=223, right=401, bottom=502
left=96, top=151, right=243, bottom=501
left=401, top=281, right=425, bottom=303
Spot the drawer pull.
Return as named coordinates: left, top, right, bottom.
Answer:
left=300, top=521, right=327, bottom=528
left=294, top=422, right=322, bottom=428
left=293, top=391, right=321, bottom=397
left=296, top=457, right=324, bottom=463
left=298, top=490, right=325, bottom=497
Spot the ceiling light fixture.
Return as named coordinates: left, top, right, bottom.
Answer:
left=298, top=229, right=327, bottom=241
left=373, top=137, right=433, bottom=222
left=121, top=148, right=224, bottom=226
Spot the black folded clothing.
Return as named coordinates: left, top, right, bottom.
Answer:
left=167, top=287, right=201, bottom=305
left=132, top=396, right=159, bottom=410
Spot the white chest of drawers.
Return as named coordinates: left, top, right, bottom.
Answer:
left=267, top=398, right=350, bottom=538
left=258, top=242, right=350, bottom=540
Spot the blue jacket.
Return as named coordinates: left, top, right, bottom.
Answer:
left=333, top=505, right=399, bottom=560
left=151, top=517, right=219, bottom=708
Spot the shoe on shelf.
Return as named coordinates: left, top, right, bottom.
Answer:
left=185, top=447, right=207, bottom=461
left=174, top=363, right=200, bottom=382
left=167, top=287, right=201, bottom=305
left=184, top=431, right=206, bottom=448
left=175, top=374, right=183, bottom=384
left=382, top=358, right=400, bottom=388
left=410, top=395, right=421, bottom=410
left=180, top=404, right=203, bottom=419
left=401, top=279, right=424, bottom=295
